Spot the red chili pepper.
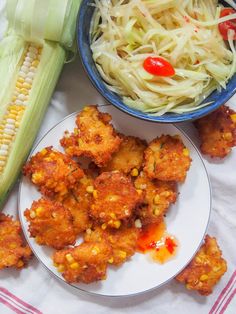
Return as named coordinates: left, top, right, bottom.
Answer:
left=218, top=8, right=236, bottom=40
left=143, top=57, right=175, bottom=77
left=165, top=237, right=177, bottom=254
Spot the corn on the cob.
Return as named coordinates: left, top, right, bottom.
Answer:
left=0, top=0, right=81, bottom=207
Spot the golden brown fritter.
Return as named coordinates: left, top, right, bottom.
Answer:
left=24, top=198, right=76, bottom=249
left=90, top=171, right=143, bottom=228
left=0, top=214, right=32, bottom=270
left=134, top=171, right=177, bottom=225
left=194, top=105, right=236, bottom=158
left=60, top=106, right=122, bottom=167
left=84, top=225, right=139, bottom=266
left=176, top=235, right=227, bottom=296
left=101, top=135, right=147, bottom=174
left=144, top=135, right=192, bottom=182
left=58, top=176, right=94, bottom=235
left=53, top=241, right=112, bottom=283
left=23, top=146, right=84, bottom=199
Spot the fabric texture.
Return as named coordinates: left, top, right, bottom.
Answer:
left=0, top=1, right=235, bottom=313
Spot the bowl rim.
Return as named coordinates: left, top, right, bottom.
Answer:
left=76, top=0, right=236, bottom=123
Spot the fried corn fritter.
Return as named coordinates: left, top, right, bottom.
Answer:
left=134, top=171, right=177, bottom=225
left=101, top=135, right=147, bottom=174
left=0, top=214, right=32, bottom=270
left=23, top=147, right=84, bottom=198
left=144, top=135, right=191, bottom=182
left=176, top=235, right=227, bottom=296
left=84, top=225, right=139, bottom=266
left=194, top=105, right=236, bottom=158
left=58, top=176, right=94, bottom=235
left=90, top=171, right=143, bottom=227
left=60, top=106, right=122, bottom=167
left=53, top=241, right=112, bottom=283
left=24, top=198, right=76, bottom=249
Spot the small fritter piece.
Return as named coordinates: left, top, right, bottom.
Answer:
left=84, top=225, right=139, bottom=266
left=90, top=171, right=143, bottom=227
left=101, top=135, right=147, bottom=174
left=176, top=235, right=227, bottom=296
left=194, top=105, right=236, bottom=158
left=53, top=241, right=112, bottom=283
left=0, top=214, right=32, bottom=270
left=134, top=171, right=177, bottom=225
left=24, top=198, right=76, bottom=249
left=58, top=176, right=94, bottom=235
left=144, top=135, right=191, bottom=182
left=60, top=106, right=122, bottom=167
left=23, top=146, right=84, bottom=198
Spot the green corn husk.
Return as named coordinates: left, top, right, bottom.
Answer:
left=0, top=0, right=81, bottom=208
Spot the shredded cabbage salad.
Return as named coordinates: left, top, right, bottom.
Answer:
left=90, top=0, right=236, bottom=115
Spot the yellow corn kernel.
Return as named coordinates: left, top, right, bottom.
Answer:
left=131, top=168, right=139, bottom=177
left=22, top=82, right=31, bottom=90
left=32, top=172, right=43, bottom=183
left=16, top=82, right=22, bottom=89
left=223, top=132, right=232, bottom=141
left=70, top=262, right=79, bottom=270
left=32, top=60, right=40, bottom=67
left=36, top=207, right=44, bottom=216
left=136, top=189, right=143, bottom=195
left=154, top=194, right=160, bottom=204
left=118, top=251, right=127, bottom=259
left=91, top=246, right=100, bottom=255
left=0, top=156, right=7, bottom=161
left=58, top=264, right=65, bottom=273
left=110, top=213, right=116, bottom=219
left=93, top=190, right=98, bottom=198
left=230, top=114, right=236, bottom=123
left=30, top=211, right=36, bottom=219
left=213, top=266, right=221, bottom=272
left=108, top=257, right=114, bottom=264
left=183, top=148, right=189, bottom=157
left=40, top=148, right=48, bottom=156
left=114, top=220, right=121, bottom=229
left=86, top=185, right=94, bottom=193
left=17, top=260, right=24, bottom=268
left=200, top=274, right=208, bottom=281
left=9, top=243, right=17, bottom=249
left=160, top=191, right=171, bottom=197
left=153, top=207, right=160, bottom=216
left=65, top=253, right=74, bottom=263
left=86, top=228, right=92, bottom=235
left=20, top=88, right=29, bottom=96
left=53, top=262, right=59, bottom=267
left=18, top=77, right=25, bottom=84
left=101, top=223, right=107, bottom=230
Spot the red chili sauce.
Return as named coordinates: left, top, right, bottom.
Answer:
left=137, top=220, right=178, bottom=264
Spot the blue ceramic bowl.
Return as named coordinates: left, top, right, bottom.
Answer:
left=77, top=0, right=236, bottom=123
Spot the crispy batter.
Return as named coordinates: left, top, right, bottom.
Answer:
left=84, top=225, right=138, bottom=266
left=134, top=171, right=177, bottom=225
left=23, top=146, right=84, bottom=198
left=194, top=105, right=236, bottom=158
left=57, top=176, right=94, bottom=235
left=60, top=106, right=122, bottom=167
left=176, top=235, right=227, bottom=296
left=144, top=135, right=192, bottom=182
left=0, top=214, right=32, bottom=270
left=24, top=198, right=76, bottom=249
left=53, top=241, right=112, bottom=283
left=90, top=171, right=143, bottom=227
left=101, top=135, right=147, bottom=174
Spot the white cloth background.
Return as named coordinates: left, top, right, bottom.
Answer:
left=0, top=1, right=235, bottom=313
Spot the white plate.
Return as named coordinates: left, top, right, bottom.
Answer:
left=18, top=105, right=211, bottom=297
